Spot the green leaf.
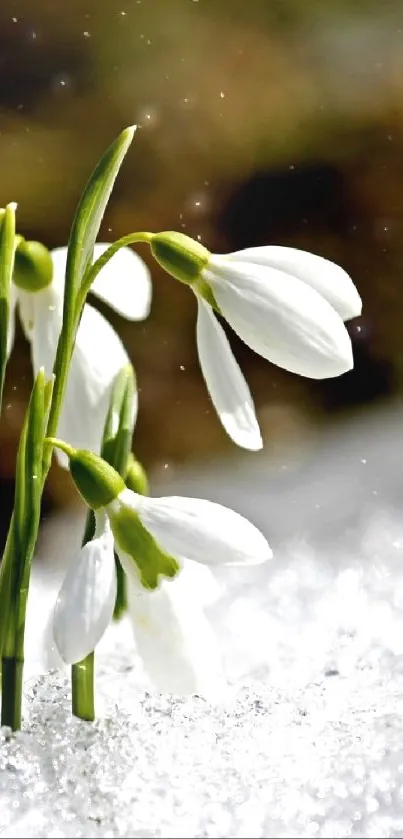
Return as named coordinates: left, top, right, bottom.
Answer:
left=0, top=202, right=16, bottom=410
left=125, top=453, right=149, bottom=496
left=65, top=126, right=136, bottom=324
left=13, top=372, right=49, bottom=660
left=0, top=369, right=52, bottom=660
left=102, top=364, right=136, bottom=476
left=15, top=369, right=51, bottom=562
left=43, top=128, right=136, bottom=476
left=100, top=363, right=136, bottom=619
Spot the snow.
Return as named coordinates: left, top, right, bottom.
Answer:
left=2, top=405, right=403, bottom=838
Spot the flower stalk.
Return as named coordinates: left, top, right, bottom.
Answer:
left=71, top=364, right=140, bottom=720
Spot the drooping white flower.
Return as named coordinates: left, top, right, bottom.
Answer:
left=196, top=248, right=360, bottom=447
left=150, top=232, right=361, bottom=452
left=10, top=243, right=151, bottom=467
left=52, top=486, right=272, bottom=695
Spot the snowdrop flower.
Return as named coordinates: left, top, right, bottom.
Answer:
left=150, top=233, right=362, bottom=451
left=11, top=241, right=151, bottom=467
left=51, top=443, right=272, bottom=695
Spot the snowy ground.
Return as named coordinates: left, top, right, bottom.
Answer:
left=2, top=404, right=403, bottom=838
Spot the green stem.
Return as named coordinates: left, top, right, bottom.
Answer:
left=42, top=328, right=76, bottom=478
left=70, top=508, right=95, bottom=720
left=113, top=556, right=127, bottom=619
left=75, top=232, right=153, bottom=314
left=1, top=656, right=23, bottom=730
left=71, top=653, right=95, bottom=722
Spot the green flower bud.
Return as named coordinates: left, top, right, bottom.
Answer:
left=46, top=439, right=125, bottom=508
left=125, top=453, right=149, bottom=496
left=108, top=495, right=180, bottom=589
left=150, top=231, right=209, bottom=286
left=13, top=240, right=53, bottom=292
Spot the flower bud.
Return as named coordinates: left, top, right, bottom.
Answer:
left=125, top=454, right=149, bottom=495
left=13, top=240, right=53, bottom=292
left=70, top=450, right=126, bottom=509
left=150, top=231, right=209, bottom=286
left=47, top=439, right=125, bottom=509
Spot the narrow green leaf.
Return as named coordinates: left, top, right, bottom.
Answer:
left=0, top=370, right=47, bottom=661
left=65, top=126, right=136, bottom=318
left=14, top=406, right=28, bottom=555
left=43, top=128, right=136, bottom=478
left=0, top=524, right=15, bottom=657
left=0, top=202, right=16, bottom=409
left=43, top=375, right=55, bottom=420
left=102, top=364, right=136, bottom=475
left=15, top=370, right=48, bottom=660
left=14, top=369, right=46, bottom=561
left=100, top=363, right=136, bottom=620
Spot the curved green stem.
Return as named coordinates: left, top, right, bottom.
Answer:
left=75, top=232, right=153, bottom=315
left=44, top=232, right=153, bottom=476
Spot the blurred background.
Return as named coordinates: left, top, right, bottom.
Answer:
left=0, top=0, right=402, bottom=534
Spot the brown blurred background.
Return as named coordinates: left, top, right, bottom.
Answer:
left=0, top=0, right=402, bottom=534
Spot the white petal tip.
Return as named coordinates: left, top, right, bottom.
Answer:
left=196, top=298, right=263, bottom=453
left=249, top=544, right=273, bottom=565
left=343, top=292, right=362, bottom=321
left=229, top=429, right=263, bottom=452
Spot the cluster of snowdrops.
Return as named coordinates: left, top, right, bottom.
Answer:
left=0, top=127, right=361, bottom=729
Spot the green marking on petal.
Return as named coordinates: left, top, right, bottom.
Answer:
left=110, top=503, right=180, bottom=590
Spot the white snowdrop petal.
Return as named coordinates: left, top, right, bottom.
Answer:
left=50, top=246, right=68, bottom=286
left=53, top=515, right=117, bottom=664
left=57, top=305, right=132, bottom=467
left=206, top=259, right=353, bottom=380
left=122, top=556, right=223, bottom=695
left=51, top=243, right=152, bottom=321
left=28, top=293, right=132, bottom=468
left=19, top=282, right=61, bottom=375
left=90, top=243, right=152, bottom=321
left=121, top=490, right=272, bottom=566
left=228, top=246, right=361, bottom=320
left=196, top=296, right=262, bottom=451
